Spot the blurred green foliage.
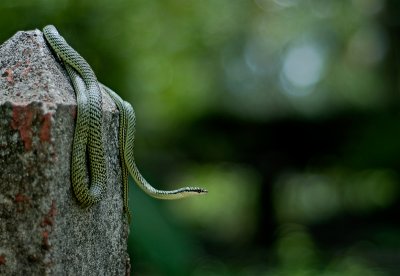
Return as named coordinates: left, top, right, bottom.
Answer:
left=2, top=0, right=400, bottom=275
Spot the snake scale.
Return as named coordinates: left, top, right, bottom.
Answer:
left=43, top=25, right=207, bottom=220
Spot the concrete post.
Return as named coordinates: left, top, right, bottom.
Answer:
left=0, top=29, right=130, bottom=275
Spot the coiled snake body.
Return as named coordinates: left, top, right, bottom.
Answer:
left=43, top=25, right=207, bottom=219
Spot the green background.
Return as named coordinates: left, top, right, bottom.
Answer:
left=2, top=0, right=400, bottom=275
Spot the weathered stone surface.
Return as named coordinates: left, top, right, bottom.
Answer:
left=0, top=29, right=130, bottom=275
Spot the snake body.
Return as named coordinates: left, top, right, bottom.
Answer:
left=44, top=25, right=106, bottom=206
left=43, top=25, right=207, bottom=218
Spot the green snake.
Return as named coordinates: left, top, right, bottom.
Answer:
left=43, top=25, right=207, bottom=218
